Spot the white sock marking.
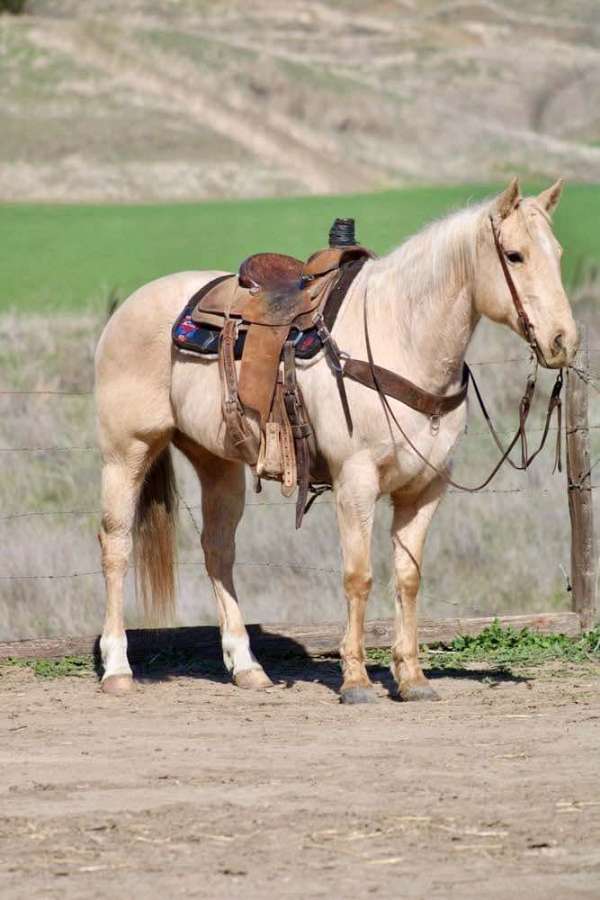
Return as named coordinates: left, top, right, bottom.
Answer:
left=100, top=633, right=132, bottom=679
left=221, top=631, right=261, bottom=675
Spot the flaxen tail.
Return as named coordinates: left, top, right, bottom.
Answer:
left=133, top=446, right=178, bottom=625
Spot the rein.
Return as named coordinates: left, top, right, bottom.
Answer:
left=489, top=215, right=537, bottom=354
left=337, top=216, right=564, bottom=493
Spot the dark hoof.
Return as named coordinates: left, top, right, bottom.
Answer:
left=399, top=683, right=440, bottom=702
left=340, top=686, right=377, bottom=705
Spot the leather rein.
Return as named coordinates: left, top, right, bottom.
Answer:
left=331, top=216, right=564, bottom=493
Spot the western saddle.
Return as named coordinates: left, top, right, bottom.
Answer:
left=173, top=217, right=474, bottom=524
left=176, top=218, right=374, bottom=526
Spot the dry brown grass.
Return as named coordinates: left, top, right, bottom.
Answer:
left=2, top=276, right=600, bottom=640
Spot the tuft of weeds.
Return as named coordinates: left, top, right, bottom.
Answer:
left=0, top=1, right=28, bottom=13
left=1, top=655, right=93, bottom=678
left=441, top=621, right=600, bottom=667
left=1, top=649, right=227, bottom=681
left=366, top=648, right=392, bottom=667
left=367, top=620, right=600, bottom=671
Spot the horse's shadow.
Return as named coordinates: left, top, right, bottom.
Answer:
left=93, top=625, right=531, bottom=697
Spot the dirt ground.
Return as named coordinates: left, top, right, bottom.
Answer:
left=1, top=657, right=599, bottom=899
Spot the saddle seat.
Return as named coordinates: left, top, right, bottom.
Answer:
left=239, top=252, right=304, bottom=292
left=195, top=245, right=371, bottom=328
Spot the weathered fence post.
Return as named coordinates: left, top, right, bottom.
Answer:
left=566, top=324, right=596, bottom=631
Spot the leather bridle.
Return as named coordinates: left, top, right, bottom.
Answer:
left=337, top=216, right=564, bottom=493
left=489, top=215, right=537, bottom=353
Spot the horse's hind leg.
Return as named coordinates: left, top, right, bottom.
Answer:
left=390, top=478, right=445, bottom=702
left=99, top=439, right=167, bottom=693
left=191, top=449, right=273, bottom=689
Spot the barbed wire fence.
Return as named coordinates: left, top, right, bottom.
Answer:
left=1, top=342, right=598, bottom=634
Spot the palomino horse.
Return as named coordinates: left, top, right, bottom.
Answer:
left=95, top=178, right=577, bottom=702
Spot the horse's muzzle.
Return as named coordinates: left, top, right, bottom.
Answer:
left=540, top=330, right=578, bottom=369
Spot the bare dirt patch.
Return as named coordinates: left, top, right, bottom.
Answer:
left=1, top=659, right=599, bottom=898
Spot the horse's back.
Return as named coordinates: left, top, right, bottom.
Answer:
left=97, top=271, right=226, bottom=362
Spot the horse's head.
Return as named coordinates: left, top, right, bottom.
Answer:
left=474, top=177, right=577, bottom=368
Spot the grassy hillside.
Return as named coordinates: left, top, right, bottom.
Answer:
left=1, top=0, right=600, bottom=202
left=3, top=183, right=600, bottom=311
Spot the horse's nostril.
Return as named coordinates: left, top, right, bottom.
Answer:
left=552, top=331, right=565, bottom=356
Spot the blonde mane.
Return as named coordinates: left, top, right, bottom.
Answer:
left=371, top=200, right=490, bottom=322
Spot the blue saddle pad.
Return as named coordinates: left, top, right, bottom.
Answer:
left=172, top=310, right=324, bottom=361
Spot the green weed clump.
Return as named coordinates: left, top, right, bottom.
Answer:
left=0, top=1, right=27, bottom=13
left=368, top=621, right=600, bottom=670
left=445, top=620, right=600, bottom=666
left=2, top=655, right=93, bottom=678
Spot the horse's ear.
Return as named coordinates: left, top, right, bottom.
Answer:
left=536, top=178, right=564, bottom=216
left=493, top=177, right=520, bottom=220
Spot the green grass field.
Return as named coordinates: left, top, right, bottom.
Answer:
left=2, top=183, right=599, bottom=312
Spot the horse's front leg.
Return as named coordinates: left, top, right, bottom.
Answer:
left=335, top=458, right=379, bottom=704
left=391, top=477, right=445, bottom=701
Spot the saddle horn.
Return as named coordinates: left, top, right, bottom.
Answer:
left=329, top=218, right=356, bottom=248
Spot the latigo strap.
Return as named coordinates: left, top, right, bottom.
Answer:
left=283, top=341, right=314, bottom=529
left=218, top=319, right=259, bottom=465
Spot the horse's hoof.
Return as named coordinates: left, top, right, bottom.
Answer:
left=340, top=686, right=377, bottom=705
left=399, top=683, right=440, bottom=702
left=101, top=674, right=135, bottom=695
left=233, top=668, right=274, bottom=690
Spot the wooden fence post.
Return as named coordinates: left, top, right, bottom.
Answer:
left=566, top=324, right=596, bottom=631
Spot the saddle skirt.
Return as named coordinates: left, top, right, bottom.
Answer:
left=173, top=244, right=373, bottom=424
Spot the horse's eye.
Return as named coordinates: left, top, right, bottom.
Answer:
left=506, top=251, right=524, bottom=264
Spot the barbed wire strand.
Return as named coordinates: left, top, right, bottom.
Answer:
left=0, top=390, right=93, bottom=396
left=6, top=480, right=600, bottom=524
left=0, top=559, right=348, bottom=582
left=4, top=348, right=600, bottom=397
left=0, top=447, right=98, bottom=453
left=7, top=418, right=600, bottom=454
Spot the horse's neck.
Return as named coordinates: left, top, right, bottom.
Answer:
left=402, top=283, right=476, bottom=394
left=352, top=259, right=477, bottom=396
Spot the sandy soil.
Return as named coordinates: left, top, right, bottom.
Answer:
left=1, top=658, right=599, bottom=899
